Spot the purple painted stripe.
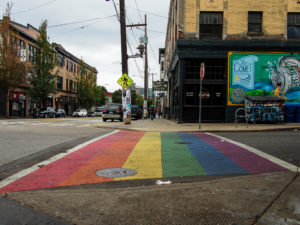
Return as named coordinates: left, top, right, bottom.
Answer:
left=192, top=133, right=286, bottom=174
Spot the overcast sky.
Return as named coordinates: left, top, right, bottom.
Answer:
left=0, top=0, right=170, bottom=92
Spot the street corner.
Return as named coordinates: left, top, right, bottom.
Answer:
left=0, top=130, right=295, bottom=194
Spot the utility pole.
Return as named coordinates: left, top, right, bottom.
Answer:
left=144, top=14, right=148, bottom=102
left=119, top=0, right=128, bottom=75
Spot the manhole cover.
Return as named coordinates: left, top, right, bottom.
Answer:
left=175, top=142, right=193, bottom=144
left=96, top=168, right=137, bottom=178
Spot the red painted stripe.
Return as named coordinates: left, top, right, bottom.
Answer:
left=0, top=131, right=130, bottom=193
left=59, top=131, right=145, bottom=186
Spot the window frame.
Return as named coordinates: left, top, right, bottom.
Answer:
left=199, top=12, right=223, bottom=40
left=248, top=11, right=263, bottom=35
left=57, top=76, right=63, bottom=90
left=287, top=13, right=300, bottom=39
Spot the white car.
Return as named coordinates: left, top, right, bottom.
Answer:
left=73, top=109, right=87, bottom=117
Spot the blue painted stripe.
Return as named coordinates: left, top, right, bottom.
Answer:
left=177, top=133, right=249, bottom=175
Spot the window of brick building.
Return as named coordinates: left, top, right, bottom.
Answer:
left=288, top=13, right=300, bottom=39
left=66, top=79, right=69, bottom=91
left=57, top=76, right=63, bottom=90
left=248, top=12, right=263, bottom=35
left=69, top=80, right=73, bottom=92
left=57, top=55, right=64, bottom=67
left=199, top=12, right=223, bottom=40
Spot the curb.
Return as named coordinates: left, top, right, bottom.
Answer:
left=94, top=124, right=300, bottom=133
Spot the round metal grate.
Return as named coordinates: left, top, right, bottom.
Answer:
left=174, top=142, right=193, bottom=145
left=96, top=168, right=137, bottom=178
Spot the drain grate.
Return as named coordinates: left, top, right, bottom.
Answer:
left=175, top=142, right=193, bottom=145
left=96, top=168, right=137, bottom=178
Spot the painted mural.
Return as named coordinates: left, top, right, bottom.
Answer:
left=228, top=52, right=300, bottom=106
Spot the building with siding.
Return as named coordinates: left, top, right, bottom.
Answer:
left=164, top=0, right=300, bottom=123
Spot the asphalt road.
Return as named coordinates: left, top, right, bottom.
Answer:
left=215, top=130, right=300, bottom=167
left=0, top=118, right=110, bottom=179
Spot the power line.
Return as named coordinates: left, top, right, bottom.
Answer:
left=13, top=0, right=57, bottom=15
left=113, top=2, right=168, bottom=20
left=48, top=15, right=116, bottom=28
left=53, top=20, right=100, bottom=38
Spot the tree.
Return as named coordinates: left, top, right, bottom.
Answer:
left=112, top=89, right=122, bottom=103
left=95, top=85, right=107, bottom=106
left=136, top=94, right=144, bottom=108
left=75, top=59, right=97, bottom=110
left=130, top=89, right=137, bottom=105
left=0, top=4, right=28, bottom=117
left=29, top=20, right=57, bottom=107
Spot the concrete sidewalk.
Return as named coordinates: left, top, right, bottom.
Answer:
left=95, top=117, right=300, bottom=132
left=3, top=172, right=299, bottom=225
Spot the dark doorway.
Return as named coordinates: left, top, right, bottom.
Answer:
left=183, top=59, right=226, bottom=122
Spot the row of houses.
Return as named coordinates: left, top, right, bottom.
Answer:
left=158, top=0, right=300, bottom=123
left=0, top=17, right=98, bottom=118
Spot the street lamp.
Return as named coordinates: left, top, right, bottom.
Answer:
left=128, top=44, right=145, bottom=59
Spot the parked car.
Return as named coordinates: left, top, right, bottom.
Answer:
left=88, top=111, right=97, bottom=117
left=56, top=109, right=66, bottom=118
left=39, top=107, right=56, bottom=118
left=73, top=109, right=88, bottom=117
left=95, top=107, right=104, bottom=117
left=131, top=105, right=143, bottom=120
left=102, top=104, right=123, bottom=122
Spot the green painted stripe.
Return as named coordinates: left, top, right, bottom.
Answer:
left=161, top=132, right=206, bottom=177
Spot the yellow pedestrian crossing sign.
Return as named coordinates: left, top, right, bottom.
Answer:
left=117, top=73, right=134, bottom=89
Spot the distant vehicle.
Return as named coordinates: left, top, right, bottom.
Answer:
left=131, top=105, right=143, bottom=120
left=95, top=106, right=104, bottom=117
left=102, top=104, right=123, bottom=122
left=56, top=109, right=66, bottom=118
left=39, top=107, right=56, bottom=118
left=88, top=111, right=97, bottom=117
left=73, top=109, right=87, bottom=117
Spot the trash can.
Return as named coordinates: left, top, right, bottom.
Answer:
left=296, top=106, right=300, bottom=123
left=284, top=105, right=296, bottom=123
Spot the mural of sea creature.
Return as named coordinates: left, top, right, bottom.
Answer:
left=272, top=56, right=300, bottom=94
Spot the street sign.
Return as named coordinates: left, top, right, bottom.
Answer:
left=153, top=81, right=168, bottom=91
left=200, top=63, right=205, bottom=80
left=117, top=73, right=134, bottom=89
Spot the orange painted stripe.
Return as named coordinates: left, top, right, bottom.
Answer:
left=58, top=131, right=145, bottom=186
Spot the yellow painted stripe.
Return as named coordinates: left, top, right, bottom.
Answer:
left=115, top=132, right=162, bottom=181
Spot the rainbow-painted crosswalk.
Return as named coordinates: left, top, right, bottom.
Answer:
left=0, top=131, right=287, bottom=193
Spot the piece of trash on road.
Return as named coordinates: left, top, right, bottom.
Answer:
left=156, top=180, right=172, bottom=185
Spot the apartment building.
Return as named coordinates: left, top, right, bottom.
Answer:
left=165, top=0, right=300, bottom=123
left=0, top=18, right=98, bottom=117
left=52, top=43, right=98, bottom=116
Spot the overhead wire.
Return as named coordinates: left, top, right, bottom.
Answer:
left=13, top=0, right=57, bottom=15
left=111, top=0, right=144, bottom=79
left=48, top=15, right=116, bottom=28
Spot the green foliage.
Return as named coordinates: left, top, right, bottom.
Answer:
left=95, top=85, right=107, bottom=106
left=112, top=89, right=122, bottom=103
left=0, top=9, right=28, bottom=116
left=130, top=89, right=137, bottom=105
left=29, top=20, right=57, bottom=107
left=74, top=59, right=97, bottom=110
left=136, top=94, right=144, bottom=108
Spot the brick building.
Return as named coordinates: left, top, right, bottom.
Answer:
left=164, top=0, right=300, bottom=123
left=0, top=18, right=98, bottom=117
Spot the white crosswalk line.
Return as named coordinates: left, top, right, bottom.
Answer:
left=76, top=124, right=91, bottom=127
left=48, top=123, right=74, bottom=126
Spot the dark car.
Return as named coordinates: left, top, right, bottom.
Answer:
left=131, top=105, right=143, bottom=120
left=102, top=104, right=123, bottom=122
left=88, top=111, right=96, bottom=117
left=56, top=109, right=66, bottom=118
left=39, top=107, right=56, bottom=118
